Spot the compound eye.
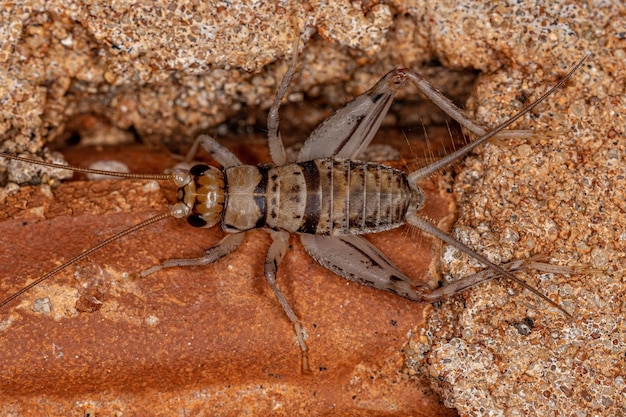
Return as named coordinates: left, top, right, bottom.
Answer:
left=187, top=214, right=208, bottom=228
left=189, top=164, right=210, bottom=177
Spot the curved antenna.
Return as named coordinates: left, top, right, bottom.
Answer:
left=0, top=152, right=175, bottom=181
left=0, top=211, right=172, bottom=310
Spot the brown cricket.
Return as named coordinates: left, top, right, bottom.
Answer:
left=0, top=45, right=588, bottom=371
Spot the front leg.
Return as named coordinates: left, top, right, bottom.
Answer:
left=263, top=230, right=310, bottom=372
left=140, top=233, right=245, bottom=277
left=197, top=134, right=243, bottom=169
left=168, top=134, right=243, bottom=171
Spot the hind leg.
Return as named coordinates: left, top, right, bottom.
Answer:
left=403, top=69, right=538, bottom=140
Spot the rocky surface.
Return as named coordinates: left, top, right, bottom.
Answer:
left=404, top=2, right=626, bottom=417
left=1, top=0, right=625, bottom=416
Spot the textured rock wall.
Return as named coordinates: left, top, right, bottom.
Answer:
left=1, top=1, right=625, bottom=416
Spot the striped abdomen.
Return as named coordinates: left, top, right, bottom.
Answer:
left=222, top=158, right=423, bottom=236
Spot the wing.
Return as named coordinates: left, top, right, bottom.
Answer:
left=300, top=234, right=424, bottom=301
left=297, top=70, right=404, bottom=161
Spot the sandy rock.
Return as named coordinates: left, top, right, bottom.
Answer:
left=1, top=0, right=625, bottom=416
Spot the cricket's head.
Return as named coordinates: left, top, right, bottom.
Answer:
left=170, top=164, right=225, bottom=228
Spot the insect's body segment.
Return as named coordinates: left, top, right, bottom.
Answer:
left=186, top=159, right=422, bottom=236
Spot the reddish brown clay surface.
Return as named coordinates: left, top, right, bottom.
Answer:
left=0, top=139, right=457, bottom=416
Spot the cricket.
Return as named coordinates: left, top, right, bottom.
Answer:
left=0, top=41, right=588, bottom=371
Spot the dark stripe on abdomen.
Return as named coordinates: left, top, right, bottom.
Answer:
left=253, top=166, right=269, bottom=229
left=297, top=160, right=321, bottom=234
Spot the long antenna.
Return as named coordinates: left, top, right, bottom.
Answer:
left=0, top=211, right=173, bottom=309
left=0, top=152, right=191, bottom=308
left=0, top=153, right=175, bottom=181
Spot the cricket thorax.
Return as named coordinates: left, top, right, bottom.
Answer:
left=221, top=158, right=423, bottom=236
left=178, top=164, right=226, bottom=228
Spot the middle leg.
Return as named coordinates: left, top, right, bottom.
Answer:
left=263, top=230, right=310, bottom=372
